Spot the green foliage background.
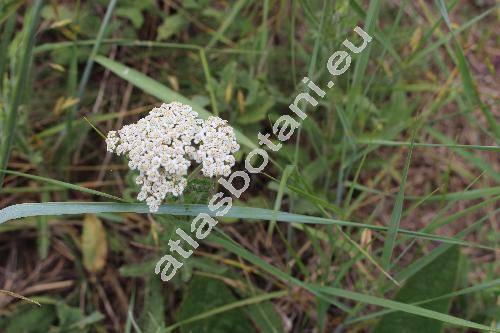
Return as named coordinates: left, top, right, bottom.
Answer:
left=0, top=0, right=498, bottom=332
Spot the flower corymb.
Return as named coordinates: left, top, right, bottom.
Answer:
left=105, top=102, right=239, bottom=212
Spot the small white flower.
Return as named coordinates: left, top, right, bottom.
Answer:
left=106, top=102, right=239, bottom=212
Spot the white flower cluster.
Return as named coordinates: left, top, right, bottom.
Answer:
left=193, top=117, right=239, bottom=177
left=105, top=102, right=239, bottom=212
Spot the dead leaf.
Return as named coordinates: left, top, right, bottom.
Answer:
left=82, top=214, right=108, bottom=273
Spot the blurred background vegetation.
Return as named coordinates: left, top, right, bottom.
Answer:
left=0, top=0, right=498, bottom=332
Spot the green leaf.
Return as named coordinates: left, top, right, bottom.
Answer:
left=116, top=7, right=144, bottom=28
left=57, top=303, right=82, bottom=327
left=175, top=276, right=254, bottom=333
left=4, top=306, right=56, bottom=333
left=182, top=178, right=213, bottom=204
left=141, top=274, right=166, bottom=332
left=120, top=259, right=157, bottom=278
left=374, top=246, right=462, bottom=333
left=157, top=14, right=188, bottom=41
left=236, top=99, right=275, bottom=125
left=246, top=300, right=285, bottom=333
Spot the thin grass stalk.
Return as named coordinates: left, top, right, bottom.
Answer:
left=75, top=0, right=117, bottom=103
left=66, top=0, right=118, bottom=139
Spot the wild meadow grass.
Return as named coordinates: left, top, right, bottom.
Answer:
left=0, top=0, right=498, bottom=332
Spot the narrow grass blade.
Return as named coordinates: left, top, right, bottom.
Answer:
left=34, top=39, right=262, bottom=55
left=0, top=0, right=43, bottom=188
left=409, top=7, right=495, bottom=66
left=198, top=48, right=218, bottom=115
left=285, top=183, right=343, bottom=215
left=75, top=0, right=117, bottom=103
left=315, top=284, right=497, bottom=332
left=36, top=191, right=50, bottom=259
left=359, top=139, right=499, bottom=152
left=0, top=289, right=41, bottom=306
left=63, top=0, right=117, bottom=164
left=338, top=225, right=400, bottom=286
left=83, top=116, right=106, bottom=140
left=0, top=170, right=126, bottom=202
left=205, top=0, right=248, bottom=49
left=395, top=211, right=496, bottom=284
left=346, top=184, right=500, bottom=202
left=344, top=153, right=367, bottom=213
left=423, top=197, right=499, bottom=233
left=267, top=165, right=295, bottom=240
left=344, top=0, right=380, bottom=119
left=165, top=291, right=287, bottom=331
left=35, top=108, right=152, bottom=139
left=418, top=188, right=500, bottom=202
left=346, top=279, right=500, bottom=325
left=381, top=128, right=416, bottom=268
left=426, top=126, right=500, bottom=182
left=124, top=286, right=136, bottom=333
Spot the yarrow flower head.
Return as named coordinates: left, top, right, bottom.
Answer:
left=106, top=102, right=239, bottom=212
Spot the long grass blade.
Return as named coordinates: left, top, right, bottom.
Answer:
left=0, top=0, right=43, bottom=188
left=315, top=284, right=496, bottom=332
left=0, top=170, right=126, bottom=202
left=0, top=202, right=494, bottom=250
left=165, top=290, right=287, bottom=331
left=359, top=139, right=499, bottom=152
left=381, top=127, right=416, bottom=268
left=346, top=279, right=500, bottom=325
